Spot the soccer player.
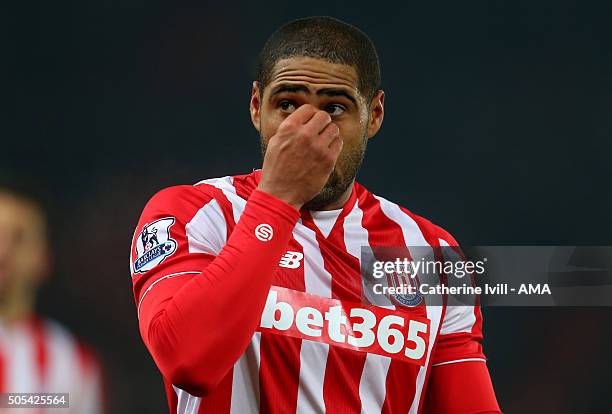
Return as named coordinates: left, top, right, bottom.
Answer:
left=0, top=186, right=104, bottom=413
left=130, top=16, right=501, bottom=414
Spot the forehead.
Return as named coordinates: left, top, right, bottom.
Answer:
left=266, top=57, right=360, bottom=95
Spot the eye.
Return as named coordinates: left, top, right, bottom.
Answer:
left=278, top=100, right=297, bottom=113
left=325, top=104, right=346, bottom=116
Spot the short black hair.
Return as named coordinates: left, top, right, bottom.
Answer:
left=256, top=16, right=381, bottom=101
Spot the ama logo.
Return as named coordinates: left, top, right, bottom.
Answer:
left=133, top=217, right=177, bottom=274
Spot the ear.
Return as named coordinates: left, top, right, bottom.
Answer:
left=250, top=81, right=262, bottom=132
left=366, top=89, right=385, bottom=139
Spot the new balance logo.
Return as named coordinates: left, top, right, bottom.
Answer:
left=279, top=251, right=304, bottom=269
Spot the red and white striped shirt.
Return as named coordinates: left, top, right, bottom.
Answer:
left=0, top=316, right=103, bottom=414
left=131, top=170, right=496, bottom=414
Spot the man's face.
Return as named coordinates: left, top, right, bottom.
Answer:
left=0, top=194, right=48, bottom=299
left=250, top=57, right=384, bottom=210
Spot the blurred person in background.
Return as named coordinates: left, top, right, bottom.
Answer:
left=0, top=186, right=104, bottom=413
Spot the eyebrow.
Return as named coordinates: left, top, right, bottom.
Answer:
left=270, top=83, right=357, bottom=105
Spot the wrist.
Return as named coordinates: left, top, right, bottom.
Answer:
left=255, top=185, right=303, bottom=211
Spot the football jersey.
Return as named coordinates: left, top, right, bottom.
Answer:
left=0, top=316, right=103, bottom=414
left=131, top=170, right=486, bottom=414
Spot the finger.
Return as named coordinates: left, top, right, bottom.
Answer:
left=303, top=110, right=332, bottom=135
left=318, top=121, right=340, bottom=146
left=328, top=134, right=343, bottom=159
left=286, top=104, right=317, bottom=126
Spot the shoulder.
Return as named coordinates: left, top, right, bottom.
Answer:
left=360, top=184, right=459, bottom=247
left=143, top=170, right=258, bottom=214
left=401, top=208, right=459, bottom=247
left=134, top=175, right=245, bottom=248
left=141, top=174, right=243, bottom=221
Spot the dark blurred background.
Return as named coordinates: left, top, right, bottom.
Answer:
left=4, top=1, right=612, bottom=412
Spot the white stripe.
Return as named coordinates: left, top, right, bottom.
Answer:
left=408, top=303, right=442, bottom=414
left=45, top=320, right=80, bottom=395
left=343, top=199, right=393, bottom=413
left=374, top=197, right=444, bottom=414
left=6, top=323, right=38, bottom=392
left=374, top=196, right=429, bottom=247
left=197, top=176, right=244, bottom=225
left=432, top=358, right=487, bottom=367
left=293, top=221, right=331, bottom=413
left=358, top=353, right=391, bottom=414
left=137, top=271, right=201, bottom=318
left=439, top=305, right=477, bottom=334
left=344, top=198, right=394, bottom=309
left=294, top=222, right=332, bottom=298
left=186, top=199, right=227, bottom=255
left=342, top=197, right=369, bottom=261
left=173, top=385, right=202, bottom=414
left=296, top=341, right=330, bottom=414
left=310, top=209, right=341, bottom=238
left=230, top=332, right=262, bottom=414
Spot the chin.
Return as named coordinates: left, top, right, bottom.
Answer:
left=303, top=180, right=348, bottom=211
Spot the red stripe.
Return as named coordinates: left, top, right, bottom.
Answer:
left=198, top=367, right=233, bottom=413
left=28, top=317, right=49, bottom=389
left=231, top=171, right=260, bottom=201
left=259, top=335, right=302, bottom=412
left=357, top=190, right=421, bottom=414
left=259, top=236, right=305, bottom=413
left=193, top=181, right=237, bottom=234
left=165, top=379, right=179, bottom=414
left=301, top=210, right=368, bottom=414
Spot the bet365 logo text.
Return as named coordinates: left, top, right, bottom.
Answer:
left=258, top=286, right=430, bottom=365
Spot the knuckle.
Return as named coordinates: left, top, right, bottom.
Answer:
left=323, top=155, right=335, bottom=167
left=297, top=127, right=310, bottom=140
left=279, top=119, right=296, bottom=131
left=317, top=146, right=328, bottom=157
